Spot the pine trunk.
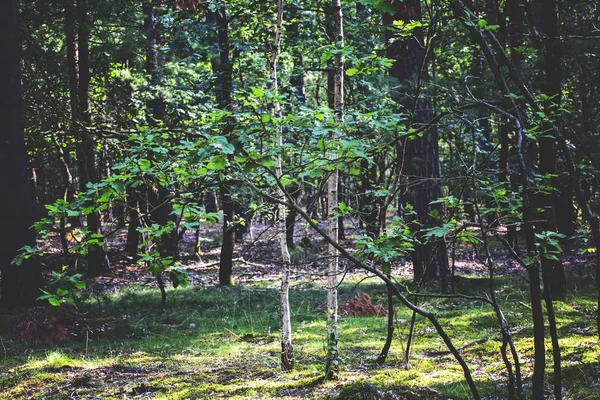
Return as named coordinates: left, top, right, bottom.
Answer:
left=384, top=0, right=448, bottom=283
left=76, top=0, right=109, bottom=277
left=212, top=7, right=236, bottom=286
left=143, top=0, right=178, bottom=261
left=0, top=0, right=43, bottom=308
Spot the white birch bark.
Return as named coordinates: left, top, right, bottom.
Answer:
left=325, top=0, right=344, bottom=380
left=269, top=0, right=293, bottom=371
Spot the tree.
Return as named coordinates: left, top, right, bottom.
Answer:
left=324, top=0, right=344, bottom=380
left=536, top=0, right=567, bottom=301
left=0, top=0, right=43, bottom=308
left=384, top=0, right=449, bottom=283
left=68, top=0, right=110, bottom=277
left=143, top=0, right=179, bottom=262
left=211, top=6, right=237, bottom=287
left=269, top=0, right=294, bottom=371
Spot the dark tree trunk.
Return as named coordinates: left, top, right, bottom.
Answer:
left=284, top=9, right=305, bottom=248
left=556, top=177, right=576, bottom=241
left=0, top=0, right=44, bottom=308
left=501, top=0, right=526, bottom=254
left=76, top=0, right=109, bottom=277
left=523, top=203, right=547, bottom=400
left=143, top=0, right=166, bottom=121
left=376, top=282, right=395, bottom=365
left=537, top=0, right=566, bottom=300
left=285, top=187, right=299, bottom=248
left=360, top=159, right=380, bottom=239
left=125, top=188, right=141, bottom=259
left=384, top=0, right=449, bottom=283
left=143, top=0, right=178, bottom=260
left=212, top=8, right=236, bottom=286
left=536, top=2, right=563, bottom=396
left=148, top=184, right=179, bottom=259
left=288, top=4, right=305, bottom=105
left=205, top=190, right=218, bottom=213
left=234, top=202, right=249, bottom=241
left=63, top=0, right=80, bottom=230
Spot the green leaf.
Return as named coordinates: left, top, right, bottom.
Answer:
left=207, top=155, right=228, bottom=170
left=280, top=176, right=295, bottom=186
left=138, top=159, right=151, bottom=171
left=170, top=267, right=189, bottom=289
left=261, top=158, right=275, bottom=167
left=346, top=67, right=359, bottom=76
left=262, top=114, right=271, bottom=123
left=250, top=87, right=265, bottom=98
left=48, top=297, right=62, bottom=307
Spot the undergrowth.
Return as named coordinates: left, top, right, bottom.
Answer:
left=0, top=270, right=599, bottom=399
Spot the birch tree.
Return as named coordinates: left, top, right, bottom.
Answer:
left=269, top=0, right=294, bottom=371
left=325, top=0, right=344, bottom=380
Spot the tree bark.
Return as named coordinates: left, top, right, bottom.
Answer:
left=360, top=159, right=379, bottom=238
left=536, top=0, right=567, bottom=300
left=384, top=0, right=449, bottom=283
left=75, top=0, right=109, bottom=277
left=376, top=281, right=395, bottom=365
left=536, top=1, right=563, bottom=396
left=63, top=0, right=81, bottom=230
left=143, top=0, right=178, bottom=260
left=211, top=7, right=236, bottom=286
left=269, top=0, right=294, bottom=371
left=324, top=0, right=343, bottom=380
left=125, top=188, right=141, bottom=259
left=0, top=0, right=44, bottom=308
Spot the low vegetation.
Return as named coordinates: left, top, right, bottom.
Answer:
left=2, top=258, right=599, bottom=399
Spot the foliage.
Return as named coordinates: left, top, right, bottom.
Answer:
left=37, top=267, right=86, bottom=308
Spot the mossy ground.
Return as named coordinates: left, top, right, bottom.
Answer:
left=1, top=267, right=599, bottom=399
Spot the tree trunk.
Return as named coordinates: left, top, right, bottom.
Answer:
left=125, top=188, right=141, bottom=259
left=63, top=0, right=80, bottom=230
left=324, top=0, right=343, bottom=381
left=205, top=190, right=218, bottom=213
left=143, top=0, right=178, bottom=260
left=143, top=0, right=166, bottom=121
left=212, top=7, right=236, bottom=286
left=536, top=1, right=563, bottom=396
left=360, top=159, right=380, bottom=239
left=536, top=0, right=566, bottom=301
left=0, top=0, right=44, bottom=308
left=384, top=0, right=449, bottom=283
left=500, top=0, right=526, bottom=254
left=76, top=0, right=109, bottom=277
left=285, top=9, right=305, bottom=249
left=270, top=0, right=294, bottom=370
left=376, top=281, right=395, bottom=365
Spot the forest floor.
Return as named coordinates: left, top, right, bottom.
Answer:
left=1, top=218, right=600, bottom=399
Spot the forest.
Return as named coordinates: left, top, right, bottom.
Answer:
left=1, top=0, right=599, bottom=398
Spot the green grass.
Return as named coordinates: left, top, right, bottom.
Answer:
left=1, top=271, right=599, bottom=399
